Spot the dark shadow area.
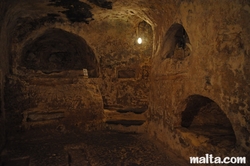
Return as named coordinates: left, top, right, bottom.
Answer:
left=88, top=0, right=112, bottom=9
left=105, top=120, right=145, bottom=126
left=181, top=95, right=212, bottom=127
left=48, top=0, right=94, bottom=23
left=181, top=95, right=236, bottom=149
left=21, top=28, right=99, bottom=77
left=1, top=129, right=187, bottom=166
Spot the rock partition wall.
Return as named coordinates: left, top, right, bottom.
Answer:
left=148, top=0, right=250, bottom=162
left=5, top=73, right=103, bottom=133
left=92, top=19, right=153, bottom=109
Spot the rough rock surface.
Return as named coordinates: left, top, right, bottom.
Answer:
left=0, top=0, right=249, bottom=163
left=1, top=129, right=188, bottom=166
left=5, top=73, right=104, bottom=133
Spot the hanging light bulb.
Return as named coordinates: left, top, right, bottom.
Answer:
left=137, top=37, right=142, bottom=44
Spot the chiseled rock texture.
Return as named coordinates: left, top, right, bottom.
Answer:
left=2, top=0, right=152, bottom=133
left=148, top=0, right=250, bottom=161
left=0, top=0, right=249, bottom=163
left=5, top=73, right=104, bottom=132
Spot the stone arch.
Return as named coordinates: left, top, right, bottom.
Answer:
left=181, top=95, right=236, bottom=149
left=162, top=23, right=191, bottom=60
left=19, top=28, right=99, bottom=77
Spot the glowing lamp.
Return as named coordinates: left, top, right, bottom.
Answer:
left=137, top=37, right=142, bottom=44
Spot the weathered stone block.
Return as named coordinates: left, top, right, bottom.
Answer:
left=5, top=74, right=104, bottom=131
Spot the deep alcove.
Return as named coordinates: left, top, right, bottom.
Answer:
left=163, top=23, right=191, bottom=60
left=20, top=28, right=99, bottom=77
left=181, top=95, right=236, bottom=149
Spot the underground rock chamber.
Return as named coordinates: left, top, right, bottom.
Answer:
left=2, top=23, right=187, bottom=165
left=180, top=95, right=236, bottom=149
left=1, top=0, right=249, bottom=165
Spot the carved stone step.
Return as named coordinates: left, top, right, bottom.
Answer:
left=103, top=109, right=146, bottom=127
left=104, top=105, right=148, bottom=114
left=22, top=108, right=66, bottom=130
left=105, top=120, right=145, bottom=126
left=104, top=109, right=146, bottom=120
left=25, top=111, right=65, bottom=122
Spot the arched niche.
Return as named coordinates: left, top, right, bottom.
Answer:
left=181, top=95, right=236, bottom=149
left=162, top=23, right=191, bottom=60
left=137, top=20, right=153, bottom=47
left=20, top=28, right=99, bottom=77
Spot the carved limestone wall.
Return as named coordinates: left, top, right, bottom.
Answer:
left=148, top=0, right=250, bottom=162
left=5, top=72, right=103, bottom=132
left=5, top=5, right=153, bottom=131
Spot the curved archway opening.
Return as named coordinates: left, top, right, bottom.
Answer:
left=162, top=23, right=191, bottom=60
left=181, top=95, right=236, bottom=149
left=20, top=28, right=99, bottom=77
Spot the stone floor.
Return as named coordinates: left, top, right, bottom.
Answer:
left=1, top=128, right=188, bottom=166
